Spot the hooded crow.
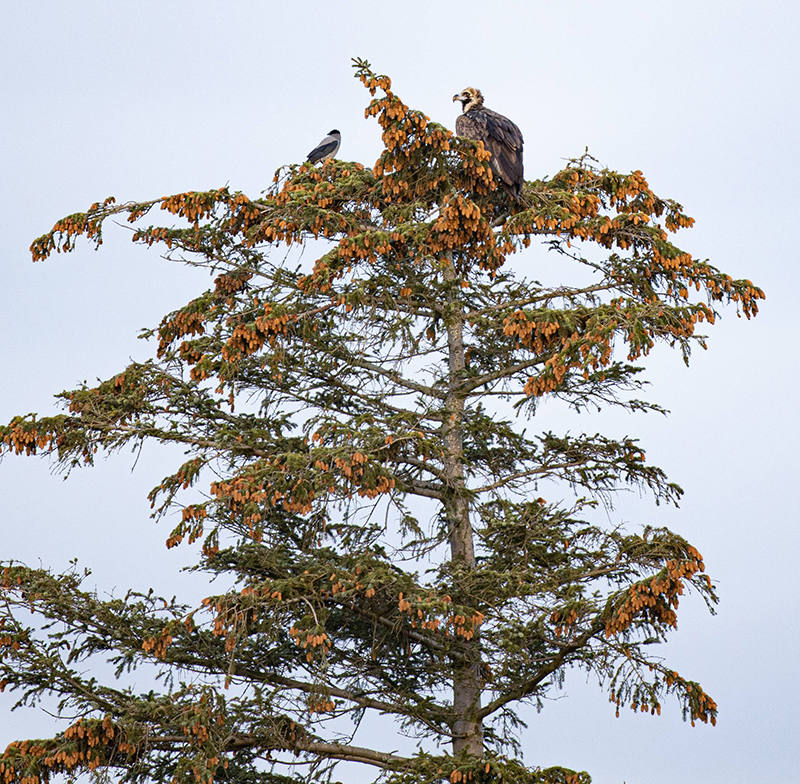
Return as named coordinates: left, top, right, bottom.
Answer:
left=306, top=129, right=341, bottom=164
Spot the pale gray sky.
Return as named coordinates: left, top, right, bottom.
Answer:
left=1, top=2, right=798, bottom=783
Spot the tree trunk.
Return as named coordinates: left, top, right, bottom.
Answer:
left=441, top=257, right=483, bottom=757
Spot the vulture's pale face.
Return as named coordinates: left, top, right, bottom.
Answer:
left=452, top=87, right=484, bottom=113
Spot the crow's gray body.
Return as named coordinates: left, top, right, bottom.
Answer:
left=306, top=130, right=341, bottom=164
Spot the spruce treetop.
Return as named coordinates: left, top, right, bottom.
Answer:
left=1, top=59, right=763, bottom=784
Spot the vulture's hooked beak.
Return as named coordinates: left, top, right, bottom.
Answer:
left=452, top=93, right=464, bottom=103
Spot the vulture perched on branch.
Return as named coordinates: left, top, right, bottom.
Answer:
left=453, top=87, right=524, bottom=199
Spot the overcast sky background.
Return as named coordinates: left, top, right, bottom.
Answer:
left=1, top=2, right=798, bottom=783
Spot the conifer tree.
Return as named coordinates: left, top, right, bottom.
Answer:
left=0, top=60, right=764, bottom=784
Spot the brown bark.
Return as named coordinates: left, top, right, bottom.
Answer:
left=441, top=256, right=483, bottom=757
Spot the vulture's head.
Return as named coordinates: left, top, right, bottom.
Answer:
left=452, top=87, right=484, bottom=113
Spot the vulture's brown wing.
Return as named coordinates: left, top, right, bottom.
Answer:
left=482, top=108, right=524, bottom=197
left=455, top=111, right=487, bottom=142
left=456, top=108, right=524, bottom=197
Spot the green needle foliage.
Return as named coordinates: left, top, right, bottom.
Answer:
left=0, top=59, right=763, bottom=784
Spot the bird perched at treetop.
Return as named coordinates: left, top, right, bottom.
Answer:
left=452, top=88, right=524, bottom=199
left=306, top=130, right=341, bottom=164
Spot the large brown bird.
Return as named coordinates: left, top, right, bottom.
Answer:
left=452, top=87, right=524, bottom=199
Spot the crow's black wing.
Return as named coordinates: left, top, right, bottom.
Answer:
left=307, top=138, right=340, bottom=163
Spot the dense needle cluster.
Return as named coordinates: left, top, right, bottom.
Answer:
left=0, top=59, right=762, bottom=784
